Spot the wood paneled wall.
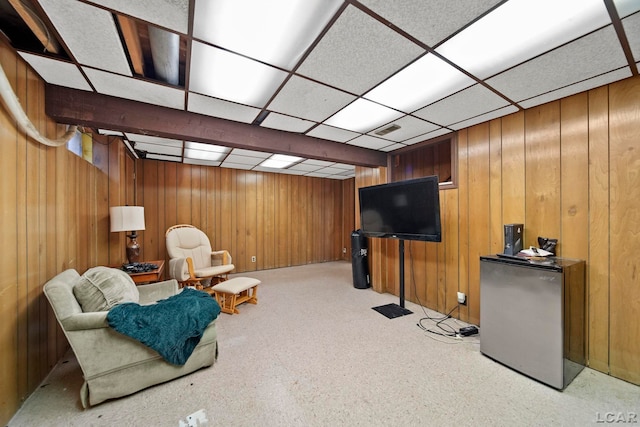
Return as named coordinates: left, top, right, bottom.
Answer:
left=356, top=75, right=640, bottom=386
left=0, top=45, right=121, bottom=424
left=134, top=160, right=353, bottom=272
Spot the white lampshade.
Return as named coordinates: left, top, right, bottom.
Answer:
left=110, top=206, right=146, bottom=232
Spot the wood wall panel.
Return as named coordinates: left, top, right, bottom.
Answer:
left=0, top=47, right=20, bottom=424
left=0, top=46, right=114, bottom=424
left=587, top=86, right=610, bottom=373
left=608, top=77, right=640, bottom=384
left=501, top=111, right=526, bottom=225
left=489, top=119, right=503, bottom=254
left=524, top=103, right=561, bottom=249
left=467, top=123, right=491, bottom=325
left=135, top=161, right=350, bottom=273
left=457, top=129, right=470, bottom=323
left=356, top=75, right=640, bottom=386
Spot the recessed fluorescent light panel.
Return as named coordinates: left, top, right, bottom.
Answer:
left=365, top=54, right=474, bottom=112
left=324, top=99, right=404, bottom=133
left=259, top=154, right=303, bottom=169
left=193, top=0, right=343, bottom=70
left=436, top=0, right=611, bottom=79
left=190, top=41, right=288, bottom=107
left=184, top=142, right=230, bottom=161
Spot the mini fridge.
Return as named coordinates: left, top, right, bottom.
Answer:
left=480, top=255, right=586, bottom=389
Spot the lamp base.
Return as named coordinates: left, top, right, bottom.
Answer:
left=126, top=233, right=141, bottom=264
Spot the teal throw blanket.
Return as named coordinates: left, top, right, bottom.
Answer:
left=107, top=288, right=220, bottom=365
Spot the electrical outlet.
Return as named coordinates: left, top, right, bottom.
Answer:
left=342, top=247, right=347, bottom=254
left=457, top=292, right=467, bottom=305
left=251, top=256, right=256, bottom=263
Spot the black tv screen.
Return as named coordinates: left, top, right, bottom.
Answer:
left=358, top=176, right=442, bottom=242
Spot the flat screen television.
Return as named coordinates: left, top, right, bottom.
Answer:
left=358, top=176, right=442, bottom=242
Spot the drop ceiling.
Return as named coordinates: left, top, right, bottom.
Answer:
left=2, top=0, right=639, bottom=179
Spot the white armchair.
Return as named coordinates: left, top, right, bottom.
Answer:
left=165, top=224, right=235, bottom=291
left=43, top=268, right=218, bottom=407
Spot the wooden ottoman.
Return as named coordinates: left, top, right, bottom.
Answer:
left=211, top=277, right=260, bottom=314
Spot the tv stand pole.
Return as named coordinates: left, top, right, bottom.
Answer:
left=371, top=238, right=413, bottom=319
left=399, top=239, right=406, bottom=307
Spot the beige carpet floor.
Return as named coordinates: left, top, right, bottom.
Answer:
left=9, top=261, right=639, bottom=426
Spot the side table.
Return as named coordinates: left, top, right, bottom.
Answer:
left=116, top=260, right=165, bottom=285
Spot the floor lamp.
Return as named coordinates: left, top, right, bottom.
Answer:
left=110, top=206, right=146, bottom=264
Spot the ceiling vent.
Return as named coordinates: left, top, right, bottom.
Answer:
left=375, top=124, right=401, bottom=136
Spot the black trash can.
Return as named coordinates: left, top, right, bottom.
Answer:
left=351, top=229, right=370, bottom=289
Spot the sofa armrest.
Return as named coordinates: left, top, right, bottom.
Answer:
left=61, top=312, right=109, bottom=331
left=211, top=250, right=232, bottom=266
left=137, top=279, right=179, bottom=304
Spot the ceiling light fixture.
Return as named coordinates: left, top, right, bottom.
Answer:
left=189, top=42, right=288, bottom=107
left=324, top=99, right=404, bottom=133
left=193, top=0, right=343, bottom=70
left=259, top=154, right=303, bottom=169
left=436, top=0, right=611, bottom=79
left=365, top=53, right=474, bottom=112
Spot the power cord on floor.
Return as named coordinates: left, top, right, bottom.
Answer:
left=406, top=242, right=469, bottom=340
left=416, top=305, right=460, bottom=337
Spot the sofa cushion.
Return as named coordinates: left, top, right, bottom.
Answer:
left=73, top=267, right=139, bottom=312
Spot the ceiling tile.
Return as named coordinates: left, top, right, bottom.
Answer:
left=289, top=163, right=323, bottom=172
left=614, top=0, right=640, bottom=18
left=18, top=53, right=91, bottom=91
left=623, top=12, right=640, bottom=62
left=379, top=143, right=406, bottom=152
left=518, top=68, right=632, bottom=109
left=449, top=105, right=519, bottom=130
left=314, top=166, right=349, bottom=175
left=359, top=0, right=502, bottom=47
left=220, top=162, right=254, bottom=170
left=228, top=149, right=271, bottom=159
left=260, top=113, right=315, bottom=133
left=267, top=75, right=356, bottom=122
left=83, top=68, right=185, bottom=109
left=222, top=154, right=265, bottom=166
left=300, top=159, right=334, bottom=167
left=86, top=0, right=189, bottom=33
left=331, top=163, right=355, bottom=170
left=306, top=125, right=358, bottom=143
left=296, top=5, right=424, bottom=94
left=187, top=93, right=260, bottom=124
left=486, top=26, right=628, bottom=102
left=39, top=0, right=131, bottom=75
left=346, top=135, right=394, bottom=150
left=413, top=84, right=510, bottom=126
left=401, top=128, right=452, bottom=145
